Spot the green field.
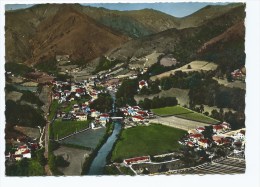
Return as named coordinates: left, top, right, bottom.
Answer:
left=176, top=112, right=219, bottom=124
left=111, top=124, right=186, bottom=162
left=48, top=100, right=60, bottom=121
left=52, top=120, right=90, bottom=139
left=152, top=106, right=219, bottom=124
left=151, top=105, right=191, bottom=116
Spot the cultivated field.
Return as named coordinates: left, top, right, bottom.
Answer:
left=52, top=120, right=91, bottom=139
left=149, top=116, right=213, bottom=131
left=151, top=61, right=218, bottom=80
left=151, top=106, right=219, bottom=124
left=178, top=157, right=245, bottom=174
left=111, top=124, right=186, bottom=161
left=59, top=127, right=106, bottom=149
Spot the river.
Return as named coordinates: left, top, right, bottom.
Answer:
left=87, top=90, right=121, bottom=175
left=87, top=121, right=122, bottom=175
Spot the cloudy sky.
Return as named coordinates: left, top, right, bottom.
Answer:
left=5, top=2, right=230, bottom=17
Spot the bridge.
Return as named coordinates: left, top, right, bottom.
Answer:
left=111, top=117, right=123, bottom=120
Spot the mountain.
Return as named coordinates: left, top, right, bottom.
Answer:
left=78, top=6, right=180, bottom=38
left=26, top=6, right=128, bottom=65
left=179, top=3, right=243, bottom=29
left=196, top=21, right=245, bottom=71
left=5, top=3, right=245, bottom=66
left=108, top=4, right=245, bottom=67
left=5, top=4, right=128, bottom=65
left=5, top=4, right=67, bottom=64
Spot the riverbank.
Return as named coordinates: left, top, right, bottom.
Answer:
left=81, top=122, right=115, bottom=175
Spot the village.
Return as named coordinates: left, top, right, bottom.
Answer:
left=4, top=53, right=246, bottom=176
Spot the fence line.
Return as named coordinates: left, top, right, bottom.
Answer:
left=57, top=127, right=91, bottom=141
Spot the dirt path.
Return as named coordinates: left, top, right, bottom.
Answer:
left=149, top=116, right=212, bottom=131
left=53, top=146, right=91, bottom=176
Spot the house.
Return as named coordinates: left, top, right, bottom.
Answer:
left=75, top=113, right=87, bottom=121
left=188, top=129, right=199, bottom=134
left=53, top=93, right=61, bottom=100
left=57, top=111, right=66, bottom=118
left=14, top=145, right=32, bottom=160
left=196, top=127, right=206, bottom=133
left=189, top=133, right=204, bottom=143
left=64, top=90, right=71, bottom=97
left=76, top=88, right=86, bottom=95
left=236, top=130, right=245, bottom=140
left=132, top=115, right=145, bottom=122
left=213, top=125, right=225, bottom=134
left=124, top=156, right=150, bottom=165
left=138, top=80, right=148, bottom=89
left=231, top=69, right=245, bottom=81
left=91, top=109, right=100, bottom=118
left=187, top=141, right=195, bottom=147
left=198, top=139, right=210, bottom=149
left=136, top=111, right=148, bottom=117
left=127, top=108, right=136, bottom=116
left=132, top=106, right=141, bottom=111
left=73, top=104, right=80, bottom=112
left=99, top=113, right=110, bottom=125
left=220, top=122, right=231, bottom=130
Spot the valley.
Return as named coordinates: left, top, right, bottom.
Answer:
left=5, top=3, right=246, bottom=176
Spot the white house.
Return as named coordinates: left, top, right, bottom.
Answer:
left=138, top=80, right=148, bottom=89
left=75, top=113, right=88, bottom=121
left=91, top=110, right=100, bottom=118
left=198, top=139, right=210, bottom=149
left=132, top=115, right=144, bottom=122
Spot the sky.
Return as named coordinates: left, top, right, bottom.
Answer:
left=5, top=2, right=230, bottom=17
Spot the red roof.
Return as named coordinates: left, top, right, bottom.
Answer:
left=137, top=111, right=147, bottom=115
left=76, top=88, right=83, bottom=93
left=22, top=149, right=31, bottom=154
left=19, top=145, right=27, bottom=149
left=91, top=109, right=96, bottom=112
left=213, top=125, right=224, bottom=130
left=139, top=80, right=146, bottom=86
left=187, top=142, right=194, bottom=146
left=54, top=93, right=60, bottom=97
left=199, top=139, right=210, bottom=144
left=133, top=116, right=144, bottom=120
left=124, top=156, right=150, bottom=165
left=100, top=113, right=109, bottom=117
left=239, top=130, right=245, bottom=135
left=132, top=106, right=141, bottom=109
left=197, top=127, right=205, bottom=131
left=189, top=133, right=203, bottom=139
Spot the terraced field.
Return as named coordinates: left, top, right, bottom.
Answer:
left=178, top=157, right=245, bottom=175
left=151, top=61, right=218, bottom=81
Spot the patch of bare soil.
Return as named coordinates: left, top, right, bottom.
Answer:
left=14, top=126, right=40, bottom=140
left=53, top=146, right=92, bottom=176
left=6, top=91, right=23, bottom=102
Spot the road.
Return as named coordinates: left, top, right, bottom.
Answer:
left=149, top=116, right=212, bottom=131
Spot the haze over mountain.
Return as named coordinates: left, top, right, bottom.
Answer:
left=5, top=3, right=245, bottom=69
left=108, top=4, right=245, bottom=71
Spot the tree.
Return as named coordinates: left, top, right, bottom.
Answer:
left=90, top=93, right=113, bottom=113
left=36, top=148, right=47, bottom=166
left=199, top=104, right=204, bottom=113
